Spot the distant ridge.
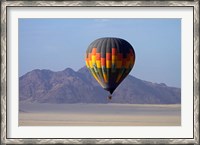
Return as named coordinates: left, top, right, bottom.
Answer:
left=19, top=66, right=181, bottom=104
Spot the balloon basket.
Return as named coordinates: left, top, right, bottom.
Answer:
left=108, top=95, right=112, bottom=100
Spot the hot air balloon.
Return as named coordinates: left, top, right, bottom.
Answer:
left=85, top=37, right=135, bottom=99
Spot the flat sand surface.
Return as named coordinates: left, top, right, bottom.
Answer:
left=19, top=103, right=181, bottom=126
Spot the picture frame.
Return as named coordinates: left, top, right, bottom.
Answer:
left=1, top=0, right=199, bottom=144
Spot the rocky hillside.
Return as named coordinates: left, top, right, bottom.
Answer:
left=19, top=66, right=181, bottom=104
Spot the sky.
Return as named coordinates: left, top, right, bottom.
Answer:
left=19, top=18, right=181, bottom=88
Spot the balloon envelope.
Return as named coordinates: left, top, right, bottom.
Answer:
left=85, top=37, right=135, bottom=94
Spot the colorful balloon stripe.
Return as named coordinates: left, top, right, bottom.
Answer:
left=85, top=37, right=135, bottom=94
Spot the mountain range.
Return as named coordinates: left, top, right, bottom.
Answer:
left=19, top=66, right=181, bottom=104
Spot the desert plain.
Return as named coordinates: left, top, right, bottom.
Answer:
left=19, top=103, right=181, bottom=126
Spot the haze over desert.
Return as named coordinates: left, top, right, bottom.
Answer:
left=19, top=103, right=181, bottom=126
